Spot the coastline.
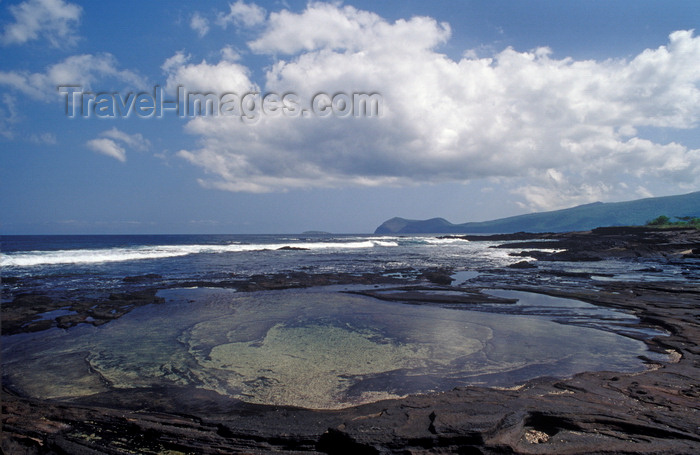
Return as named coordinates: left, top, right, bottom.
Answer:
left=2, top=228, right=699, bottom=454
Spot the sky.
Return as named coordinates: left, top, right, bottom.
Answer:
left=0, top=0, right=699, bottom=234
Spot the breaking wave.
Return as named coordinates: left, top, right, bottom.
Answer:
left=0, top=240, right=403, bottom=268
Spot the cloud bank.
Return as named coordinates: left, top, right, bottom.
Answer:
left=169, top=3, right=700, bottom=209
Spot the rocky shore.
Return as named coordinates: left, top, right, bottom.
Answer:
left=451, top=225, right=700, bottom=261
left=2, top=228, right=700, bottom=454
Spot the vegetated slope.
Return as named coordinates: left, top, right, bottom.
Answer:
left=375, top=191, right=700, bottom=234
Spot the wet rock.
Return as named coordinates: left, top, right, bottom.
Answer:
left=9, top=293, right=54, bottom=309
left=539, top=270, right=593, bottom=279
left=55, top=313, right=86, bottom=329
left=1, top=294, right=58, bottom=334
left=489, top=227, right=700, bottom=262
left=421, top=269, right=454, bottom=285
left=348, top=287, right=518, bottom=305
left=122, top=273, right=162, bottom=283
left=316, top=428, right=380, bottom=454
left=508, top=261, right=537, bottom=269
left=1, top=290, right=165, bottom=334
left=20, top=319, right=55, bottom=333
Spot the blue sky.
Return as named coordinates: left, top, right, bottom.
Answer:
left=1, top=0, right=699, bottom=234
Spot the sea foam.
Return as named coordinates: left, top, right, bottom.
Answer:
left=0, top=240, right=400, bottom=267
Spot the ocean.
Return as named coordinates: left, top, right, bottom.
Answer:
left=1, top=234, right=516, bottom=296
left=0, top=233, right=691, bottom=296
left=0, top=234, right=686, bottom=300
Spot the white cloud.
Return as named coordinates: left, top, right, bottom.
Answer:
left=248, top=2, right=449, bottom=54
left=220, top=45, right=241, bottom=62
left=1, top=0, right=81, bottom=47
left=0, top=53, right=144, bottom=101
left=86, top=128, right=150, bottom=162
left=28, top=132, right=57, bottom=144
left=161, top=51, right=189, bottom=73
left=169, top=4, right=700, bottom=209
left=86, top=138, right=126, bottom=162
left=190, top=12, right=209, bottom=37
left=101, top=127, right=150, bottom=152
left=216, top=1, right=266, bottom=29
left=162, top=51, right=256, bottom=94
left=0, top=93, right=19, bottom=139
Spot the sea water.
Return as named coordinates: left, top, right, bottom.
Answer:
left=2, top=234, right=694, bottom=296
left=2, top=288, right=660, bottom=409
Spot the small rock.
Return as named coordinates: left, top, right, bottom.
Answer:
left=422, top=271, right=454, bottom=285
left=122, top=274, right=162, bottom=283
left=508, top=261, right=537, bottom=269
left=524, top=429, right=550, bottom=444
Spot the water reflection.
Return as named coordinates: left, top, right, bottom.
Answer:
left=2, top=288, right=659, bottom=409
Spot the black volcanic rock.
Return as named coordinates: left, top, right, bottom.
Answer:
left=1, top=290, right=165, bottom=335
left=493, top=227, right=700, bottom=262
left=508, top=260, right=537, bottom=269
left=123, top=273, right=162, bottom=283
left=421, top=269, right=454, bottom=285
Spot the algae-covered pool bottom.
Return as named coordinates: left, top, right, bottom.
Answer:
left=2, top=288, right=658, bottom=410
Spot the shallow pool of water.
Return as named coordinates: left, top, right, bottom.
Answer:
left=2, top=288, right=660, bottom=409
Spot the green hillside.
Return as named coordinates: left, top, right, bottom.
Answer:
left=374, top=191, right=700, bottom=234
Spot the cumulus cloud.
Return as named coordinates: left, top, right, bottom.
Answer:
left=86, top=128, right=150, bottom=162
left=169, top=3, right=700, bottom=209
left=190, top=12, right=209, bottom=37
left=216, top=1, right=266, bottom=29
left=248, top=2, right=449, bottom=54
left=162, top=50, right=256, bottom=94
left=1, top=0, right=82, bottom=47
left=0, top=53, right=143, bottom=101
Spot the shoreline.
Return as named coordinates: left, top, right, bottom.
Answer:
left=2, top=229, right=700, bottom=454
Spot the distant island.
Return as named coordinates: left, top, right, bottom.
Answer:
left=301, top=230, right=332, bottom=235
left=375, top=191, right=700, bottom=234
